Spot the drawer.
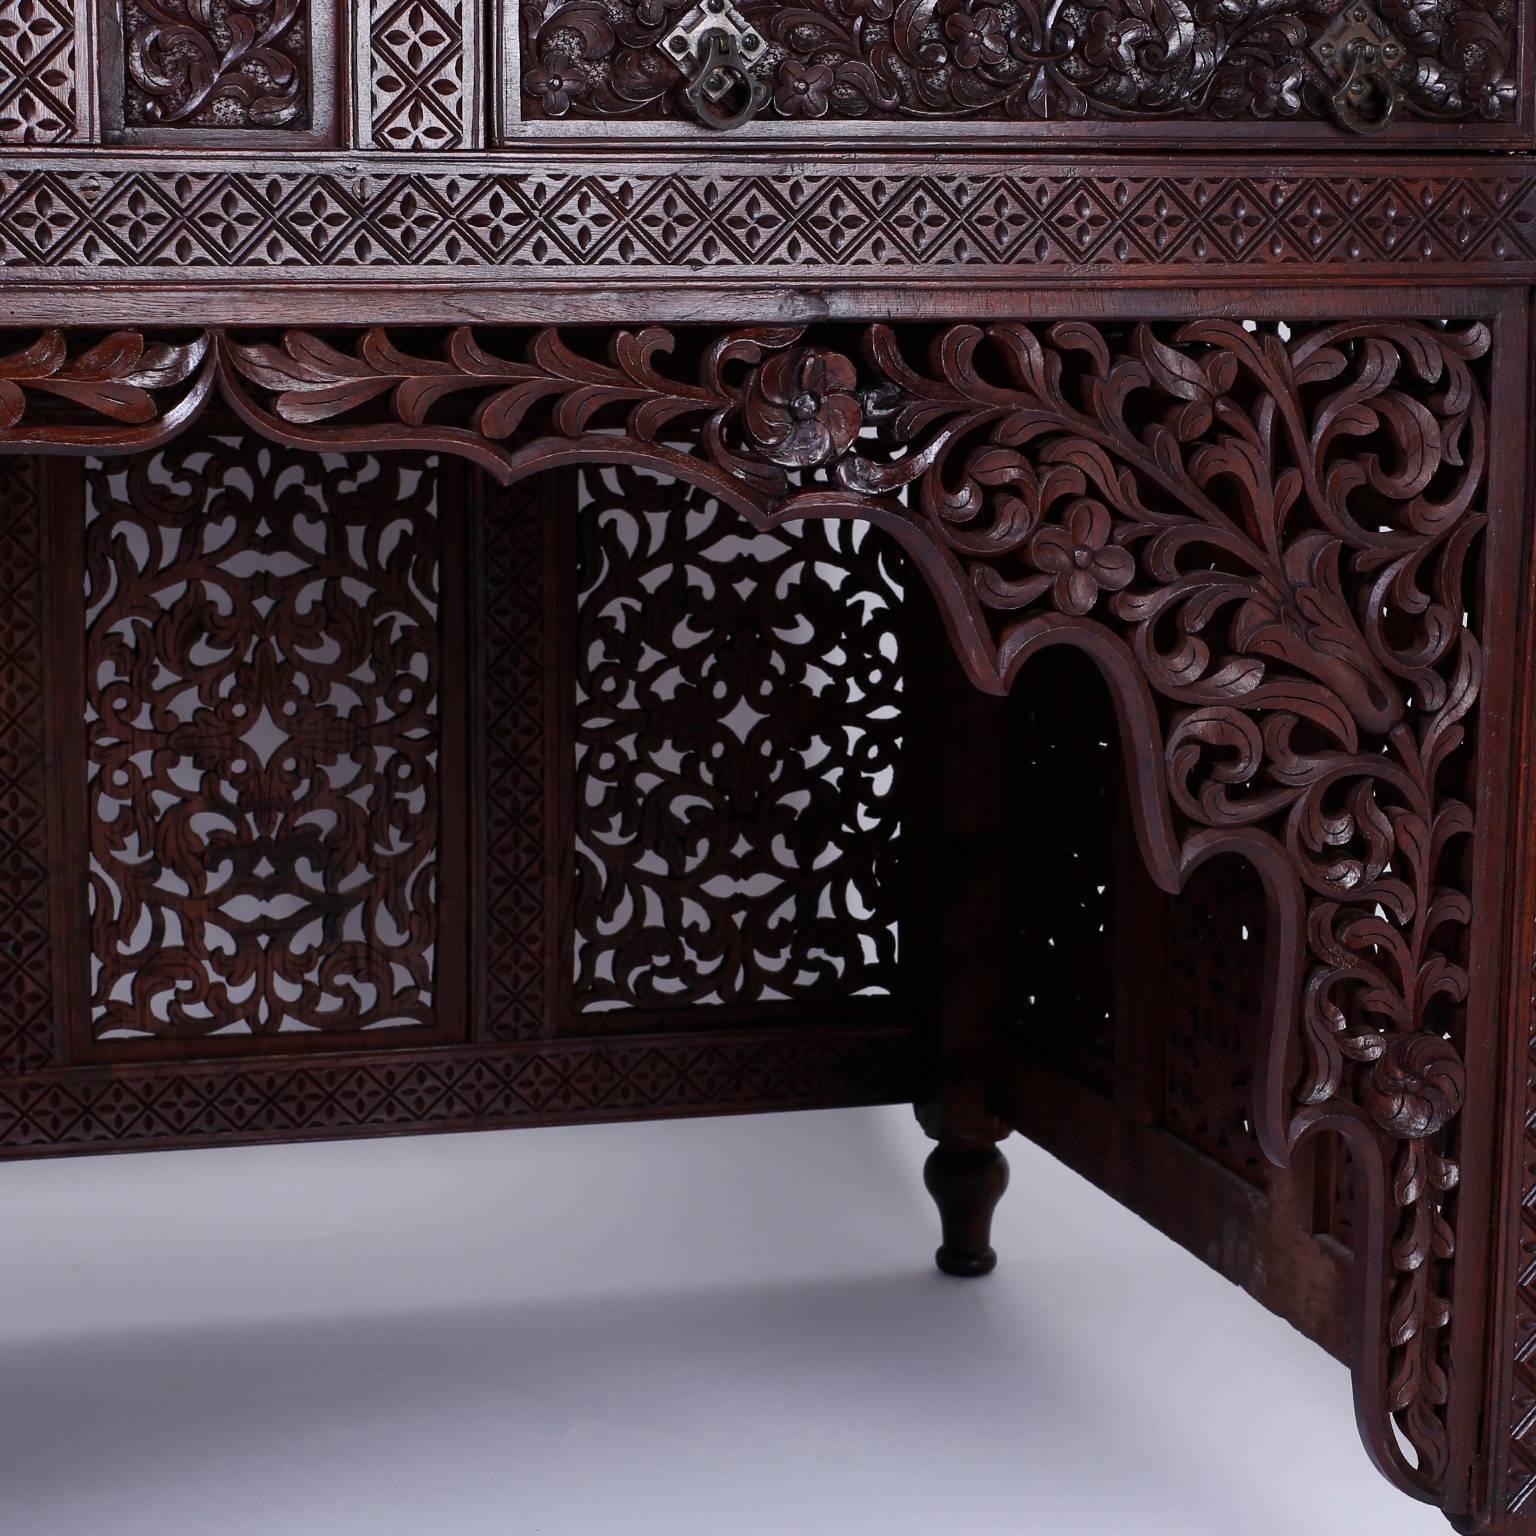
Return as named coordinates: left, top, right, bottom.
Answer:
left=3, top=2, right=1524, bottom=150
left=495, top=0, right=1532, bottom=146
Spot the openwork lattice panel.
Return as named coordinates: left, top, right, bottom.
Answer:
left=0, top=456, right=55, bottom=1074
left=570, top=465, right=908, bottom=1016
left=1164, top=858, right=1268, bottom=1185
left=79, top=435, right=463, bottom=1049
left=1003, top=648, right=1120, bottom=1096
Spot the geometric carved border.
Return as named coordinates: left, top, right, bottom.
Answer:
left=482, top=471, right=551, bottom=1041
left=1510, top=1014, right=1536, bottom=1510
left=0, top=1027, right=915, bottom=1154
left=1503, top=933, right=1536, bottom=1512
left=0, top=0, right=87, bottom=145
left=1, top=161, right=1534, bottom=277
left=362, top=0, right=479, bottom=150
left=0, top=455, right=56, bottom=1075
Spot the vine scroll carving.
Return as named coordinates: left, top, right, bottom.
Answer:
left=0, top=315, right=1489, bottom=1503
left=516, top=0, right=1518, bottom=131
left=122, top=0, right=311, bottom=129
left=81, top=438, right=450, bottom=1044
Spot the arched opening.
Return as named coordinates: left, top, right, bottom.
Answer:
left=0, top=310, right=1480, bottom=1504
left=979, top=644, right=1356, bottom=1359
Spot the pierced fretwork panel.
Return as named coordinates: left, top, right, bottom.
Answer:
left=1004, top=649, right=1120, bottom=1095
left=570, top=465, right=906, bottom=1015
left=82, top=436, right=452, bottom=1045
left=1164, top=858, right=1267, bottom=1185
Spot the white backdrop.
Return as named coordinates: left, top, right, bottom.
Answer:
left=0, top=1104, right=1443, bottom=1535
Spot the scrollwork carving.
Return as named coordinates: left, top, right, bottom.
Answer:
left=517, top=0, right=1517, bottom=130
left=0, top=330, right=212, bottom=446
left=83, top=434, right=449, bottom=1043
left=0, top=316, right=1490, bottom=1502
left=209, top=316, right=1483, bottom=1496
left=123, top=0, right=308, bottom=129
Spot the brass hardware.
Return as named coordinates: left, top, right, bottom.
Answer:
left=1312, top=4, right=1405, bottom=134
left=660, top=0, right=770, bottom=129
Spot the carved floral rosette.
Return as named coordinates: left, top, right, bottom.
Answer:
left=0, top=315, right=1489, bottom=1499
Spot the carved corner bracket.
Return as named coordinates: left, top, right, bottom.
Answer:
left=0, top=315, right=1492, bottom=1505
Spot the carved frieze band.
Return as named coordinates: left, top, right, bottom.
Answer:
left=0, top=316, right=1491, bottom=1505
left=0, top=162, right=1533, bottom=276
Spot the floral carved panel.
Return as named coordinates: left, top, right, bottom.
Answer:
left=515, top=0, right=1520, bottom=134
left=120, top=0, right=311, bottom=130
left=570, top=463, right=907, bottom=1016
left=80, top=435, right=458, bottom=1048
left=207, top=316, right=1483, bottom=1499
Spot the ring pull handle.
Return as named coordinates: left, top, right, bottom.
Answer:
left=1312, top=5, right=1405, bottom=136
left=684, top=27, right=770, bottom=130
left=661, top=0, right=770, bottom=130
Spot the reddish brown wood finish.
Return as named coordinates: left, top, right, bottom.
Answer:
left=2, top=6, right=1535, bottom=1533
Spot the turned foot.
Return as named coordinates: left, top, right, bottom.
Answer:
left=923, top=1139, right=1009, bottom=1278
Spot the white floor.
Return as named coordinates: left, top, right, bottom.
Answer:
left=0, top=1104, right=1444, bottom=1536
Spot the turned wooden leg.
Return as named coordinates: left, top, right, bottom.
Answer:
left=924, top=1138, right=1009, bottom=1278
left=915, top=649, right=1013, bottom=1278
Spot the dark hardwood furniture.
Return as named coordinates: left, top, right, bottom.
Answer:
left=1, top=1, right=1533, bottom=1528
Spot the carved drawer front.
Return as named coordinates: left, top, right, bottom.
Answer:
left=499, top=0, right=1530, bottom=144
left=91, top=0, right=341, bottom=144
left=6, top=0, right=1524, bottom=147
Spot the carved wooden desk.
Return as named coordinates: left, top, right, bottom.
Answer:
left=1, top=0, right=1534, bottom=1529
